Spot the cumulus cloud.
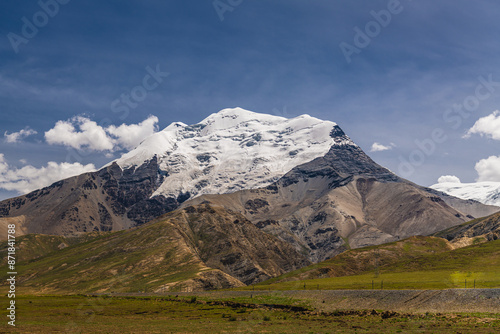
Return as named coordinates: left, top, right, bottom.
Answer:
left=0, top=154, right=95, bottom=195
left=437, top=175, right=461, bottom=183
left=465, top=110, right=500, bottom=140
left=370, top=142, right=395, bottom=152
left=45, top=116, right=114, bottom=151
left=475, top=155, right=500, bottom=182
left=4, top=127, right=37, bottom=143
left=44, top=115, right=158, bottom=152
left=106, top=115, right=159, bottom=150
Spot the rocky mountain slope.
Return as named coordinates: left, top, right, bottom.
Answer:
left=0, top=157, right=174, bottom=239
left=424, top=187, right=500, bottom=219
left=7, top=203, right=309, bottom=293
left=0, top=232, right=105, bottom=265
left=187, top=137, right=486, bottom=262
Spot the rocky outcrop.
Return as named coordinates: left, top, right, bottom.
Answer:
left=177, top=204, right=310, bottom=284
left=434, top=211, right=500, bottom=248
left=279, top=134, right=400, bottom=188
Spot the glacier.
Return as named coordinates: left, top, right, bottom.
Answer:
left=431, top=181, right=500, bottom=207
left=112, top=107, right=356, bottom=200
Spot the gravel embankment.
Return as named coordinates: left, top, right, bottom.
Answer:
left=169, top=289, right=500, bottom=313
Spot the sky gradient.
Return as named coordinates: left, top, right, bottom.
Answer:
left=1, top=0, right=500, bottom=200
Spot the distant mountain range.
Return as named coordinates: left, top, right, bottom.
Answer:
left=0, top=108, right=498, bottom=262
left=431, top=181, right=500, bottom=207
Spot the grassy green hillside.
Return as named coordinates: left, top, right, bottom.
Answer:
left=7, top=220, right=208, bottom=294
left=244, top=237, right=500, bottom=290
left=0, top=232, right=106, bottom=265
left=258, top=236, right=453, bottom=284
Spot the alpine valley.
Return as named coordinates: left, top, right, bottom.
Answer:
left=1, top=108, right=499, bottom=292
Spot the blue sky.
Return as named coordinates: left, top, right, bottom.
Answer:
left=1, top=0, right=500, bottom=200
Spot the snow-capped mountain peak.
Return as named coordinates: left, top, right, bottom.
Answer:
left=199, top=107, right=287, bottom=133
left=114, top=107, right=355, bottom=200
left=431, top=181, right=500, bottom=207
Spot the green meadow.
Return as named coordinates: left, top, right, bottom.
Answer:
left=1, top=294, right=498, bottom=333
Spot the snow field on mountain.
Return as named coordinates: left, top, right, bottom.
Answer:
left=114, top=108, right=355, bottom=200
left=431, top=181, right=500, bottom=206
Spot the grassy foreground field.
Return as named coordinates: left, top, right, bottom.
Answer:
left=1, top=294, right=499, bottom=333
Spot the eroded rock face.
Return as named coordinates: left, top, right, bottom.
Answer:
left=280, top=142, right=399, bottom=189
left=174, top=204, right=310, bottom=285
left=97, top=157, right=174, bottom=223
left=169, top=270, right=246, bottom=292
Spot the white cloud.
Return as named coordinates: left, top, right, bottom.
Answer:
left=475, top=155, right=500, bottom=182
left=45, top=116, right=114, bottom=151
left=44, top=115, right=159, bottom=152
left=0, top=154, right=96, bottom=195
left=370, top=142, right=395, bottom=152
left=4, top=127, right=37, bottom=143
left=437, top=175, right=461, bottom=183
left=106, top=115, right=158, bottom=150
left=465, top=110, right=500, bottom=140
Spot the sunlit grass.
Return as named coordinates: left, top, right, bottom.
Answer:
left=240, top=239, right=500, bottom=291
